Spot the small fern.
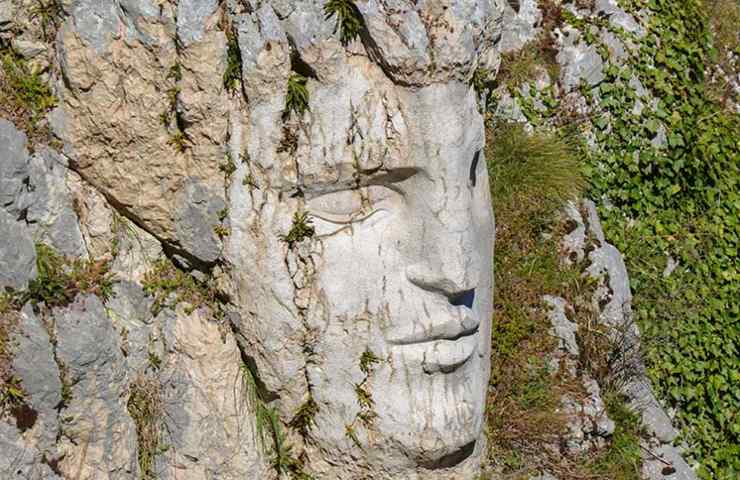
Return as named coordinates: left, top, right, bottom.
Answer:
left=290, top=397, right=319, bottom=435
left=281, top=211, right=315, bottom=247
left=285, top=73, right=309, bottom=117
left=324, top=0, right=364, bottom=45
left=223, top=31, right=242, bottom=91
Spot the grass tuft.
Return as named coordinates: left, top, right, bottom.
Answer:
left=0, top=49, right=57, bottom=144
left=127, top=375, right=164, bottom=480
left=285, top=74, right=309, bottom=118
left=487, top=121, right=585, bottom=221
left=240, top=364, right=312, bottom=478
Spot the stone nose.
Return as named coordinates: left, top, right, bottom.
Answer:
left=405, top=224, right=479, bottom=304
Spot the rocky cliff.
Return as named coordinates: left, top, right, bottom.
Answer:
left=1, top=0, right=734, bottom=479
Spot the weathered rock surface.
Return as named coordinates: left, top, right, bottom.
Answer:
left=4, top=0, right=699, bottom=478
left=2, top=1, right=506, bottom=479
left=53, top=294, right=139, bottom=479
left=154, top=305, right=267, bottom=479
left=10, top=304, right=62, bottom=454
left=0, top=209, right=37, bottom=290
left=561, top=201, right=698, bottom=480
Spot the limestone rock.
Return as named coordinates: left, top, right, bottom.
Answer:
left=0, top=119, right=30, bottom=215
left=0, top=209, right=36, bottom=290
left=154, top=306, right=267, bottom=479
left=10, top=304, right=62, bottom=454
left=544, top=295, right=578, bottom=356
left=53, top=294, right=139, bottom=480
left=3, top=1, right=504, bottom=478
left=0, top=0, right=14, bottom=32
left=56, top=1, right=227, bottom=264
left=500, top=0, right=541, bottom=53
left=24, top=148, right=86, bottom=257
left=557, top=27, right=605, bottom=92
left=0, top=421, right=62, bottom=480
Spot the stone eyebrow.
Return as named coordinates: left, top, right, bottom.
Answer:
left=298, top=167, right=420, bottom=198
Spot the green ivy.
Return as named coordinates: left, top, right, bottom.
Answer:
left=565, top=1, right=738, bottom=477
left=490, top=0, right=739, bottom=476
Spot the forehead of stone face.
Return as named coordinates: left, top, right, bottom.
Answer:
left=282, top=67, right=482, bottom=195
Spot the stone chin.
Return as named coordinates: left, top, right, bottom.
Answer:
left=373, top=348, right=488, bottom=465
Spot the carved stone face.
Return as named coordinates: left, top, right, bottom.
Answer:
left=304, top=82, right=494, bottom=469
left=227, top=56, right=494, bottom=476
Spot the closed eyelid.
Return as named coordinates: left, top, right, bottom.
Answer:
left=303, top=166, right=421, bottom=200
left=311, top=208, right=387, bottom=225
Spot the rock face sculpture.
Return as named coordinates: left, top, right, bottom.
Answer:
left=1, top=0, right=503, bottom=479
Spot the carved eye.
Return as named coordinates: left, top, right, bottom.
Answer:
left=307, top=186, right=396, bottom=225
left=469, top=150, right=481, bottom=188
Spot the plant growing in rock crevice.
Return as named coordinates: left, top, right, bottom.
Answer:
left=289, top=397, right=318, bottom=437
left=344, top=348, right=383, bottom=448
left=5, top=244, right=117, bottom=309
left=0, top=312, right=37, bottom=432
left=0, top=47, right=57, bottom=144
left=240, top=364, right=311, bottom=479
left=141, top=257, right=221, bottom=315
left=281, top=212, right=315, bottom=247
left=223, top=29, right=242, bottom=91
left=285, top=73, right=309, bottom=118
left=324, top=0, right=364, bottom=45
left=162, top=63, right=191, bottom=152
left=28, top=0, right=63, bottom=42
left=127, top=374, right=164, bottom=480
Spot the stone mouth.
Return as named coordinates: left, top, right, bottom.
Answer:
left=385, top=308, right=480, bottom=347
left=390, top=327, right=480, bottom=374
